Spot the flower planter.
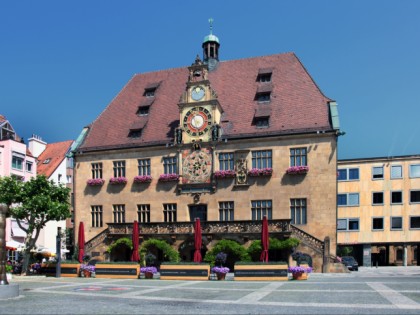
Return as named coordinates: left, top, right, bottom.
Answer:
left=234, top=263, right=288, bottom=281
left=248, top=168, right=273, bottom=177
left=133, top=175, right=152, bottom=183
left=159, top=264, right=210, bottom=280
left=158, top=174, right=180, bottom=182
left=95, top=263, right=140, bottom=279
left=213, top=170, right=236, bottom=179
left=42, top=263, right=81, bottom=278
left=288, top=265, right=312, bottom=280
left=216, top=272, right=226, bottom=280
left=292, top=272, right=307, bottom=280
left=286, top=166, right=309, bottom=175
left=144, top=272, right=154, bottom=279
left=86, top=178, right=105, bottom=186
left=109, top=177, right=128, bottom=185
left=83, top=270, right=91, bottom=278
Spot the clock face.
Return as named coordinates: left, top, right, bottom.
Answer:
left=183, top=107, right=212, bottom=137
left=191, top=86, right=205, bottom=101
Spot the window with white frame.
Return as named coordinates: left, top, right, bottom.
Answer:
left=218, top=153, right=234, bottom=171
left=138, top=159, right=151, bottom=176
left=219, top=201, right=234, bottom=221
left=251, top=200, right=272, bottom=220
left=372, top=192, right=384, bottom=205
left=337, top=218, right=359, bottom=231
left=113, top=161, right=126, bottom=177
left=372, top=217, right=384, bottom=230
left=290, top=148, right=307, bottom=167
left=137, top=204, right=150, bottom=223
left=372, top=166, right=384, bottom=179
left=163, top=203, right=177, bottom=222
left=391, top=191, right=403, bottom=204
left=12, top=154, right=24, bottom=170
left=337, top=168, right=359, bottom=181
left=391, top=217, right=403, bottom=230
left=91, top=163, right=103, bottom=179
left=113, top=204, right=125, bottom=223
left=410, top=164, right=420, bottom=178
left=91, top=205, right=103, bottom=228
left=337, top=193, right=359, bottom=206
left=163, top=157, right=177, bottom=174
left=26, top=161, right=33, bottom=173
left=391, top=165, right=403, bottom=179
left=252, top=150, right=272, bottom=169
left=290, top=198, right=307, bottom=225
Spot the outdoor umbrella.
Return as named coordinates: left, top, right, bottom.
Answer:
left=78, top=222, right=85, bottom=263
left=193, top=218, right=202, bottom=262
left=260, top=216, right=269, bottom=262
left=131, top=221, right=140, bottom=262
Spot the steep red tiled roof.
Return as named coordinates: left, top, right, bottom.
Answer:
left=37, top=140, right=73, bottom=178
left=80, top=53, right=333, bottom=152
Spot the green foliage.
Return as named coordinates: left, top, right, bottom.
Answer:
left=96, top=261, right=138, bottom=265
left=140, top=238, right=180, bottom=264
left=203, top=239, right=251, bottom=269
left=337, top=246, right=353, bottom=257
left=235, top=261, right=287, bottom=265
left=145, top=253, right=157, bottom=266
left=5, top=264, right=13, bottom=273
left=0, top=175, right=71, bottom=274
left=247, top=237, right=300, bottom=261
left=107, top=237, right=133, bottom=253
left=0, top=176, right=23, bottom=210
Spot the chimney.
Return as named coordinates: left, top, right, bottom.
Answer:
left=28, top=134, right=47, bottom=158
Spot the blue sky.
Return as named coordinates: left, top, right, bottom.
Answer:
left=1, top=0, right=419, bottom=159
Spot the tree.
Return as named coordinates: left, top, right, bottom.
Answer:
left=2, top=175, right=71, bottom=274
left=0, top=176, right=23, bottom=212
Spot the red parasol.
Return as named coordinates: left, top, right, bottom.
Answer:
left=260, top=216, right=269, bottom=262
left=131, top=221, right=140, bottom=262
left=78, top=222, right=85, bottom=263
left=193, top=218, right=202, bottom=262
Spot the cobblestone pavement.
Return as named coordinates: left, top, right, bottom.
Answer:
left=1, top=266, right=420, bottom=314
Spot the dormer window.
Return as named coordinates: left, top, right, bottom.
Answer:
left=137, top=106, right=150, bottom=116
left=144, top=88, right=156, bottom=97
left=257, top=73, right=272, bottom=83
left=43, top=158, right=51, bottom=164
left=257, top=68, right=273, bottom=83
left=255, top=117, right=269, bottom=128
left=128, top=129, right=142, bottom=138
left=255, top=92, right=271, bottom=103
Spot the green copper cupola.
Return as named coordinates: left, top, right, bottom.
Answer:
left=202, top=18, right=220, bottom=71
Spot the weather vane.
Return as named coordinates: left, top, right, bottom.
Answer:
left=209, top=18, right=213, bottom=34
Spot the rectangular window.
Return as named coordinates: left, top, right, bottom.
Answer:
left=410, top=164, right=420, bottom=178
left=113, top=161, right=126, bottom=177
left=372, top=192, right=384, bottom=205
left=163, top=157, right=177, bottom=174
left=290, top=198, right=307, bottom=225
left=91, top=163, right=103, bottom=179
left=128, top=129, right=142, bottom=138
left=257, top=73, right=272, bottom=82
left=290, top=148, right=307, bottom=167
left=337, top=193, right=359, bottom=206
left=252, top=150, right=272, bottom=169
left=26, top=162, right=33, bottom=173
left=255, top=92, right=271, bottom=102
left=391, top=217, right=403, bottom=230
left=113, top=204, right=125, bottom=223
left=12, top=155, right=24, bottom=170
left=219, top=201, right=234, bottom=221
left=337, top=218, right=359, bottom=231
left=391, top=191, right=403, bottom=204
left=410, top=216, right=420, bottom=229
left=372, top=217, right=384, bottom=230
left=255, top=117, right=269, bottom=128
left=163, top=203, right=177, bottom=222
left=391, top=165, right=403, bottom=179
left=337, top=168, right=359, bottom=181
left=251, top=200, right=272, bottom=220
left=410, top=190, right=420, bottom=203
left=137, top=106, right=150, bottom=116
left=218, top=153, right=234, bottom=171
left=137, top=204, right=150, bottom=223
left=91, top=205, right=103, bottom=228
left=138, top=159, right=151, bottom=176
left=372, top=166, right=384, bottom=179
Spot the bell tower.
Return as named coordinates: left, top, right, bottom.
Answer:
left=202, top=18, right=220, bottom=71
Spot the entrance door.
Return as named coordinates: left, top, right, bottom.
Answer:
left=189, top=205, right=207, bottom=222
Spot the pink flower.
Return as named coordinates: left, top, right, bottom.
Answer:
left=134, top=175, right=152, bottom=183
left=109, top=177, right=128, bottom=184
left=286, top=166, right=309, bottom=175
left=86, top=178, right=105, bottom=186
left=158, top=174, right=179, bottom=182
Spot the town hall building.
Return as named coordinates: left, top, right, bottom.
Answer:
left=72, top=27, right=342, bottom=272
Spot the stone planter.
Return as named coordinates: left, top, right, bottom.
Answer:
left=234, top=264, right=288, bottom=281
left=159, top=264, right=210, bottom=280
left=42, top=263, right=81, bottom=277
left=95, top=263, right=139, bottom=279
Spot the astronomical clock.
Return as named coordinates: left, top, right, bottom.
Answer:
left=177, top=56, right=223, bottom=186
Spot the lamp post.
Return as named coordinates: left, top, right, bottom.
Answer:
left=0, top=204, right=9, bottom=285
